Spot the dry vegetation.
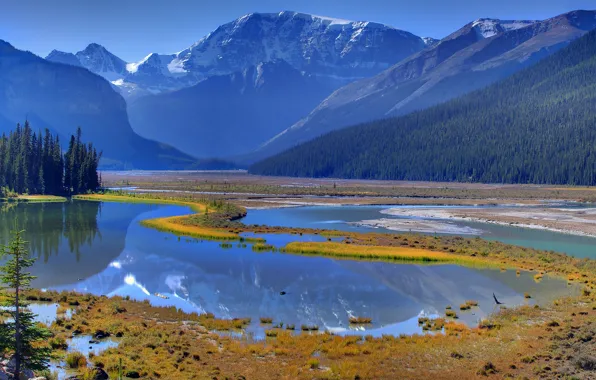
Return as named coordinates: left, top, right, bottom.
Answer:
left=101, top=171, right=596, bottom=205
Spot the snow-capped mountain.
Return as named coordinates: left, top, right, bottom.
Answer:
left=75, top=43, right=128, bottom=81
left=470, top=18, right=535, bottom=38
left=47, top=11, right=429, bottom=98
left=166, top=11, right=426, bottom=81
left=47, top=43, right=128, bottom=82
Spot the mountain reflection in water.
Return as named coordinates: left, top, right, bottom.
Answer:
left=0, top=201, right=576, bottom=336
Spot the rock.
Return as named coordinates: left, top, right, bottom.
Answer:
left=125, top=371, right=140, bottom=378
left=93, top=330, right=110, bottom=339
left=3, top=356, right=34, bottom=379
left=89, top=340, right=99, bottom=344
left=91, top=367, right=109, bottom=380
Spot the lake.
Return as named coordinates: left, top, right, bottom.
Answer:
left=0, top=200, right=579, bottom=337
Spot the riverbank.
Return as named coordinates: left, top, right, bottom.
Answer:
left=380, top=206, right=596, bottom=238
left=0, top=194, right=67, bottom=203
left=24, top=273, right=596, bottom=379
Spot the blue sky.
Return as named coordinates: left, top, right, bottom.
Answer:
left=1, top=0, right=594, bottom=62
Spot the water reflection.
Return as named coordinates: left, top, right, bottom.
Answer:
left=0, top=201, right=166, bottom=288
left=0, top=201, right=577, bottom=337
left=0, top=201, right=101, bottom=263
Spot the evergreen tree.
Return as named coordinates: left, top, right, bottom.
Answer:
left=0, top=226, right=52, bottom=378
left=0, top=125, right=100, bottom=196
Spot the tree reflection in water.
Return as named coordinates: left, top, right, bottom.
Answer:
left=0, top=201, right=100, bottom=263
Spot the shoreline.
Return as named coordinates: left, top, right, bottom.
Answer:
left=380, top=206, right=596, bottom=238
left=0, top=194, right=68, bottom=203
left=350, top=217, right=484, bottom=235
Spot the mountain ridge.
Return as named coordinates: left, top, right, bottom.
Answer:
left=249, top=28, right=596, bottom=185
left=46, top=11, right=429, bottom=99
left=253, top=10, right=596, bottom=162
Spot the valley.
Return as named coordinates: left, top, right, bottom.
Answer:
left=1, top=3, right=596, bottom=379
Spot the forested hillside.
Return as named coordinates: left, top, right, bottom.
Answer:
left=250, top=28, right=596, bottom=185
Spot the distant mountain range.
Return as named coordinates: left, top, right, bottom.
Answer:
left=8, top=9, right=596, bottom=171
left=0, top=40, right=195, bottom=169
left=47, top=11, right=433, bottom=100
left=46, top=11, right=436, bottom=158
left=253, top=10, right=596, bottom=161
left=249, top=28, right=596, bottom=185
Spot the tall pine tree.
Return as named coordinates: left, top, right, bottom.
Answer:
left=0, top=225, right=52, bottom=378
left=0, top=124, right=100, bottom=196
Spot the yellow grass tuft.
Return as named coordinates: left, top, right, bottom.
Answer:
left=348, top=316, right=372, bottom=324
left=141, top=216, right=240, bottom=240
left=282, top=242, right=485, bottom=266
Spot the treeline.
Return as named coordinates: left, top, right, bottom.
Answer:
left=250, top=29, right=596, bottom=185
left=0, top=122, right=101, bottom=195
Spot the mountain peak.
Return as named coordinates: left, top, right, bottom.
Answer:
left=46, top=50, right=82, bottom=67
left=75, top=43, right=127, bottom=81
left=83, top=42, right=107, bottom=51
left=470, top=18, right=536, bottom=38
left=0, top=40, right=14, bottom=49
left=235, top=11, right=378, bottom=28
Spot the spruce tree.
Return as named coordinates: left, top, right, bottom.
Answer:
left=0, top=226, right=52, bottom=378
left=0, top=123, right=100, bottom=196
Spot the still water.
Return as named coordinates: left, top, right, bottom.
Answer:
left=0, top=201, right=578, bottom=336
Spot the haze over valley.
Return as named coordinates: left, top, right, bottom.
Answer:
left=2, top=2, right=596, bottom=379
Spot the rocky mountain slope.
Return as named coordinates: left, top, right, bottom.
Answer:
left=255, top=10, right=596, bottom=161
left=47, top=11, right=431, bottom=100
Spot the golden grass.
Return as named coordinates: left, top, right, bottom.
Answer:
left=19, top=194, right=67, bottom=202
left=140, top=216, right=239, bottom=240
left=75, top=193, right=266, bottom=243
left=348, top=316, right=372, bottom=324
left=445, top=310, right=458, bottom=318
left=282, top=241, right=486, bottom=266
